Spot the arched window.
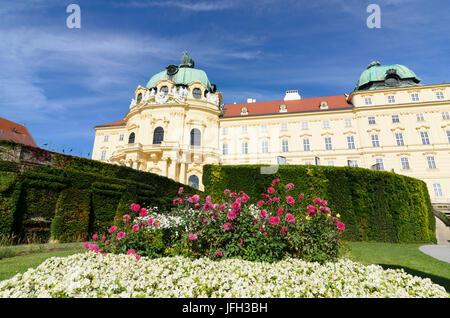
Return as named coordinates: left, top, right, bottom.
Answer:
left=190, top=128, right=201, bottom=146
left=153, top=127, right=164, bottom=144
left=136, top=93, right=142, bottom=104
left=160, top=86, right=168, bottom=95
left=193, top=88, right=202, bottom=99
left=128, top=132, right=135, bottom=144
left=188, top=175, right=199, bottom=189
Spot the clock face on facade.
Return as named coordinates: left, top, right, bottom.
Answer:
left=166, top=64, right=178, bottom=76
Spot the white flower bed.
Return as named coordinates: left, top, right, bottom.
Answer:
left=0, top=252, right=447, bottom=298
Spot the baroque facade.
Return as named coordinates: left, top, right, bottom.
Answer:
left=92, top=54, right=450, bottom=205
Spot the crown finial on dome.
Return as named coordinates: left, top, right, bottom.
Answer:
left=180, top=50, right=195, bottom=68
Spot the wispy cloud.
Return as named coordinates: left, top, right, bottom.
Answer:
left=119, top=0, right=237, bottom=11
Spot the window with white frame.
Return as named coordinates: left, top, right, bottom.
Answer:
left=436, top=91, right=444, bottom=100
left=261, top=125, right=268, bottom=133
left=344, top=119, right=352, bottom=127
left=387, top=95, right=396, bottom=103
left=282, top=139, right=289, bottom=152
left=395, top=132, right=404, bottom=146
left=447, top=130, right=450, bottom=143
left=322, top=120, right=330, bottom=129
left=371, top=134, right=380, bottom=147
left=327, top=161, right=334, bottom=166
left=411, top=93, right=420, bottom=102
left=368, top=116, right=376, bottom=124
left=101, top=150, right=106, bottom=161
left=392, top=115, right=400, bottom=123
left=348, top=160, right=358, bottom=167
left=426, top=156, right=436, bottom=169
left=242, top=125, right=248, bottom=133
left=119, top=134, right=124, bottom=141
left=401, top=157, right=410, bottom=170
left=442, top=111, right=450, bottom=120
left=347, top=136, right=355, bottom=149
left=433, top=183, right=443, bottom=197
left=364, top=97, right=372, bottom=105
left=222, top=143, right=228, bottom=155
left=416, top=113, right=424, bottom=122
left=104, top=135, right=109, bottom=142
left=280, top=123, right=288, bottom=131
left=222, top=127, right=228, bottom=135
left=303, top=138, right=310, bottom=151
left=242, top=141, right=248, bottom=154
left=324, top=137, right=332, bottom=150
left=301, top=122, right=309, bottom=130
left=261, top=140, right=269, bottom=153
left=375, top=158, right=384, bottom=170
left=420, top=131, right=430, bottom=145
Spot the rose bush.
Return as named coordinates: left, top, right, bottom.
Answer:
left=86, top=180, right=346, bottom=263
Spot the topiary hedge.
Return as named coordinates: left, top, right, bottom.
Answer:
left=0, top=141, right=201, bottom=242
left=202, top=164, right=436, bottom=243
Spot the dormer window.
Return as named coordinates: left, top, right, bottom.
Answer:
left=320, top=101, right=328, bottom=109
left=411, top=93, right=420, bottom=102
left=241, top=107, right=248, bottom=115
left=436, top=91, right=444, bottom=100
left=364, top=97, right=372, bottom=105
left=279, top=104, right=287, bottom=112
left=160, top=86, right=168, bottom=95
left=136, top=93, right=142, bottom=104
left=387, top=95, right=396, bottom=104
left=193, top=88, right=202, bottom=99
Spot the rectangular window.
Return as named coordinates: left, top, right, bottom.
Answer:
left=348, top=160, right=358, bottom=167
left=101, top=150, right=106, bottom=161
left=303, top=138, right=310, bottom=151
left=280, top=123, right=288, bottom=131
left=301, top=122, right=309, bottom=130
left=222, top=127, right=228, bottom=135
left=282, top=139, right=289, bottom=152
left=327, top=161, right=334, bottom=166
left=371, top=134, right=380, bottom=147
left=344, top=119, right=352, bottom=127
left=420, top=131, right=430, bottom=145
left=261, top=140, right=269, bottom=153
left=347, top=136, right=355, bottom=149
left=395, top=132, right=404, bottom=146
left=242, top=142, right=248, bottom=154
left=364, top=97, right=372, bottom=105
left=427, top=156, right=436, bottom=169
left=261, top=125, right=268, bottom=133
left=442, top=112, right=450, bottom=120
left=222, top=143, right=228, bottom=155
left=104, top=135, right=109, bottom=142
left=375, top=158, right=384, bottom=170
left=447, top=130, right=450, bottom=143
left=322, top=120, right=330, bottom=129
left=324, top=137, right=332, bottom=150
left=387, top=95, right=395, bottom=103
left=433, top=183, right=443, bottom=197
left=368, top=116, right=376, bottom=124
left=416, top=113, right=424, bottom=121
left=411, top=93, right=420, bottom=102
left=436, top=91, right=444, bottom=100
left=241, top=126, right=247, bottom=133
left=392, top=115, right=400, bottom=123
left=119, top=134, right=124, bottom=141
left=401, top=157, right=410, bottom=170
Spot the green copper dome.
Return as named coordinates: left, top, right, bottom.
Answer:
left=354, top=61, right=421, bottom=91
left=146, top=51, right=215, bottom=91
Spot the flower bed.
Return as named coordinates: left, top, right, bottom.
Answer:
left=0, top=252, right=447, bottom=298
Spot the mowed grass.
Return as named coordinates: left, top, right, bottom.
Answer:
left=0, top=242, right=449, bottom=294
left=346, top=242, right=450, bottom=292
left=0, top=249, right=85, bottom=282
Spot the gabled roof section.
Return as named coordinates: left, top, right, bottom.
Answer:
left=0, top=117, right=38, bottom=147
left=222, top=95, right=351, bottom=118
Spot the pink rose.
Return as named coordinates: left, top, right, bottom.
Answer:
left=259, top=209, right=267, bottom=220
left=273, top=197, right=280, bottom=203
left=117, top=231, right=125, bottom=239
left=83, top=242, right=89, bottom=249
left=227, top=211, right=236, bottom=219
left=337, top=222, right=345, bottom=231
left=239, top=238, right=243, bottom=245
left=269, top=216, right=280, bottom=225
left=299, top=193, right=304, bottom=201
left=101, top=236, right=106, bottom=242
left=194, top=203, right=201, bottom=209
left=285, top=183, right=295, bottom=191
left=272, top=178, right=280, bottom=185
left=286, top=196, right=295, bottom=205
left=147, top=218, right=153, bottom=225
left=280, top=226, right=288, bottom=235
left=286, top=213, right=295, bottom=223
left=277, top=207, right=284, bottom=215
left=122, top=214, right=131, bottom=223
left=219, top=204, right=226, bottom=211
left=231, top=201, right=241, bottom=211
left=132, top=224, right=140, bottom=232
left=188, top=234, right=198, bottom=241
left=127, top=249, right=135, bottom=255
left=139, top=208, right=148, bottom=217
left=267, top=187, right=275, bottom=194
left=313, top=197, right=321, bottom=205
left=223, top=223, right=231, bottom=231
left=135, top=254, right=141, bottom=260
left=257, top=200, right=264, bottom=207
left=215, top=251, right=223, bottom=257
left=130, top=203, right=141, bottom=212
left=178, top=187, right=183, bottom=195
left=108, top=226, right=117, bottom=233
left=92, top=234, right=98, bottom=240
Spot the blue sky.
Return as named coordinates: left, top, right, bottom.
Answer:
left=0, top=0, right=449, bottom=157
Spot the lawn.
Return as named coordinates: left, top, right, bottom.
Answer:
left=346, top=242, right=450, bottom=292
left=0, top=242, right=449, bottom=294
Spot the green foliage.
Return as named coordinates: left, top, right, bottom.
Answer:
left=0, top=172, right=22, bottom=237
left=51, top=188, right=91, bottom=243
left=203, top=165, right=436, bottom=243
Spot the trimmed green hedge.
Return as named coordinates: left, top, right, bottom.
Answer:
left=203, top=165, right=436, bottom=243
left=0, top=142, right=201, bottom=241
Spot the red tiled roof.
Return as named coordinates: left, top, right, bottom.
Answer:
left=0, top=117, right=38, bottom=147
left=95, top=120, right=126, bottom=128
left=222, top=95, right=351, bottom=117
